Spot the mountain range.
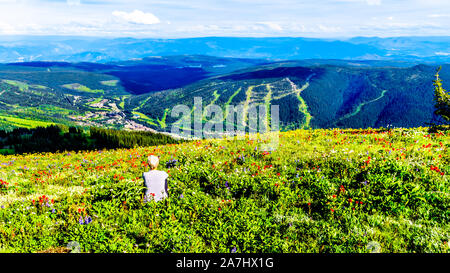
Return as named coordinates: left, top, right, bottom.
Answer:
left=0, top=36, right=449, bottom=64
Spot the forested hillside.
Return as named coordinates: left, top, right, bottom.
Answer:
left=0, top=57, right=449, bottom=134
left=135, top=63, right=450, bottom=132
left=0, top=125, right=179, bottom=155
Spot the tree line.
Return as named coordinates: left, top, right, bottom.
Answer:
left=0, top=125, right=180, bottom=155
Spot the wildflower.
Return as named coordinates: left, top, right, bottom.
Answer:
left=231, top=246, right=237, bottom=253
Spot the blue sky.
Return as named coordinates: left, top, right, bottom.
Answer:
left=0, top=0, right=449, bottom=37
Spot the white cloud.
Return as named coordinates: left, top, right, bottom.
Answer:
left=366, top=0, right=381, bottom=5
left=429, top=14, right=450, bottom=18
left=67, top=0, right=81, bottom=6
left=0, top=21, right=16, bottom=34
left=335, top=0, right=382, bottom=5
left=0, top=0, right=448, bottom=38
left=435, top=52, right=450, bottom=56
left=317, top=24, right=342, bottom=33
left=112, top=9, right=160, bottom=25
left=257, top=22, right=283, bottom=31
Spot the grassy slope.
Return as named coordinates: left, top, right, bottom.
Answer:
left=0, top=114, right=55, bottom=128
left=0, top=127, right=448, bottom=253
left=62, top=83, right=104, bottom=94
left=131, top=111, right=158, bottom=126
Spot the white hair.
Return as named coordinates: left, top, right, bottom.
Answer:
left=148, top=155, right=159, bottom=169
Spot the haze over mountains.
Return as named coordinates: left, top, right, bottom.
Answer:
left=0, top=36, right=449, bottom=63
left=0, top=36, right=449, bottom=133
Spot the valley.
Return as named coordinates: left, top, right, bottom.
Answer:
left=0, top=56, right=448, bottom=135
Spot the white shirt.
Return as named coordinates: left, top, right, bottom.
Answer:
left=142, top=170, right=169, bottom=202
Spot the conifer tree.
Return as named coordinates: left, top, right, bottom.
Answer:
left=433, top=66, right=450, bottom=122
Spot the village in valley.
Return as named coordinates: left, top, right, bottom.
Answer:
left=68, top=96, right=159, bottom=132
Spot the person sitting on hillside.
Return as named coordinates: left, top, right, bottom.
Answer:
left=142, top=155, right=169, bottom=202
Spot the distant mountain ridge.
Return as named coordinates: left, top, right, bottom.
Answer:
left=0, top=36, right=449, bottom=63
